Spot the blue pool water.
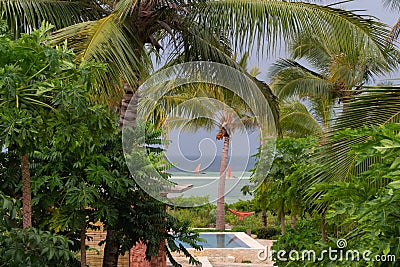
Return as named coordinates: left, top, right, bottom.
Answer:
left=179, top=233, right=250, bottom=248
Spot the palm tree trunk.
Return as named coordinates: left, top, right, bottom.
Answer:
left=119, top=83, right=138, bottom=127
left=21, top=152, right=32, bottom=228
left=262, top=210, right=267, bottom=228
left=103, top=229, right=119, bottom=267
left=216, top=135, right=230, bottom=231
left=80, top=223, right=87, bottom=267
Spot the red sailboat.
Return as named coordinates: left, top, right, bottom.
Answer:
left=227, top=166, right=232, bottom=179
left=195, top=163, right=201, bottom=175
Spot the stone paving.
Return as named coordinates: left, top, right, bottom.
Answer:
left=168, top=236, right=275, bottom=267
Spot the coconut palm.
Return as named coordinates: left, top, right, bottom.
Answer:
left=269, top=28, right=395, bottom=104
left=139, top=53, right=274, bottom=231
left=384, top=0, right=400, bottom=41
left=1, top=0, right=396, bottom=110
left=160, top=83, right=259, bottom=231
left=268, top=26, right=395, bottom=145
left=266, top=28, right=394, bottom=239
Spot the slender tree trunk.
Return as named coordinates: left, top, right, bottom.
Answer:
left=103, top=83, right=138, bottom=267
left=103, top=229, right=119, bottom=267
left=216, top=135, right=230, bottom=231
left=291, top=215, right=297, bottom=230
left=80, top=223, right=87, bottom=267
left=280, top=201, right=285, bottom=235
left=262, top=210, right=267, bottom=228
left=21, top=153, right=32, bottom=228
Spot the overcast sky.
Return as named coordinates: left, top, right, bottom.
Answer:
left=165, top=0, right=399, bottom=166
left=252, top=0, right=399, bottom=83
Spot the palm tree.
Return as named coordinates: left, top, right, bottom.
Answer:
left=159, top=84, right=259, bottom=231
left=137, top=54, right=275, bottom=231
left=1, top=1, right=395, bottom=108
left=266, top=29, right=393, bottom=239
left=269, top=29, right=395, bottom=105
left=384, top=0, right=400, bottom=41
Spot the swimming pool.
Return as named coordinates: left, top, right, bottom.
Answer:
left=171, top=232, right=269, bottom=264
left=177, top=232, right=262, bottom=249
left=198, top=233, right=249, bottom=248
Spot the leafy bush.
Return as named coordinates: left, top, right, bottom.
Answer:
left=271, top=219, right=321, bottom=267
left=0, top=228, right=76, bottom=267
left=172, top=204, right=216, bottom=228
left=227, top=198, right=259, bottom=212
left=0, top=192, right=20, bottom=230
left=231, top=225, right=248, bottom=232
left=256, top=227, right=279, bottom=239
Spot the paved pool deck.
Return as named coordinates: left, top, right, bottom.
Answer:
left=168, top=235, right=275, bottom=266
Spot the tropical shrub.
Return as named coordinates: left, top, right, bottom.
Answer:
left=256, top=227, right=279, bottom=239
left=270, top=219, right=321, bottom=266
left=0, top=228, right=76, bottom=267
left=272, top=123, right=400, bottom=266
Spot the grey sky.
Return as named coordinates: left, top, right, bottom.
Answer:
left=165, top=0, right=399, bottom=165
left=252, top=0, right=399, bottom=83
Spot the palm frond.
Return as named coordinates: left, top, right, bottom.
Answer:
left=280, top=100, right=323, bottom=138
left=308, top=86, right=400, bottom=188
left=114, top=0, right=138, bottom=22
left=334, top=86, right=400, bottom=130
left=383, top=0, right=400, bottom=11
left=388, top=18, right=400, bottom=42
left=195, top=0, right=395, bottom=65
left=270, top=59, right=334, bottom=99
left=51, top=14, right=150, bottom=106
left=0, top=0, right=104, bottom=33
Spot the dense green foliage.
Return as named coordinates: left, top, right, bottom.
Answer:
left=0, top=228, right=76, bottom=267
left=0, top=25, right=201, bottom=267
left=0, top=192, right=77, bottom=266
left=255, top=227, right=280, bottom=239
left=246, top=137, right=318, bottom=234
left=270, top=124, right=400, bottom=266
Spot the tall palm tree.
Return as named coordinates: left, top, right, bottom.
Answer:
left=266, top=28, right=395, bottom=239
left=158, top=84, right=259, bottom=231
left=138, top=54, right=273, bottom=231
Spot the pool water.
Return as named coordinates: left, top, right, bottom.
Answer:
left=180, top=233, right=250, bottom=248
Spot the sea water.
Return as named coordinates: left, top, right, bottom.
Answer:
left=169, top=171, right=254, bottom=204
